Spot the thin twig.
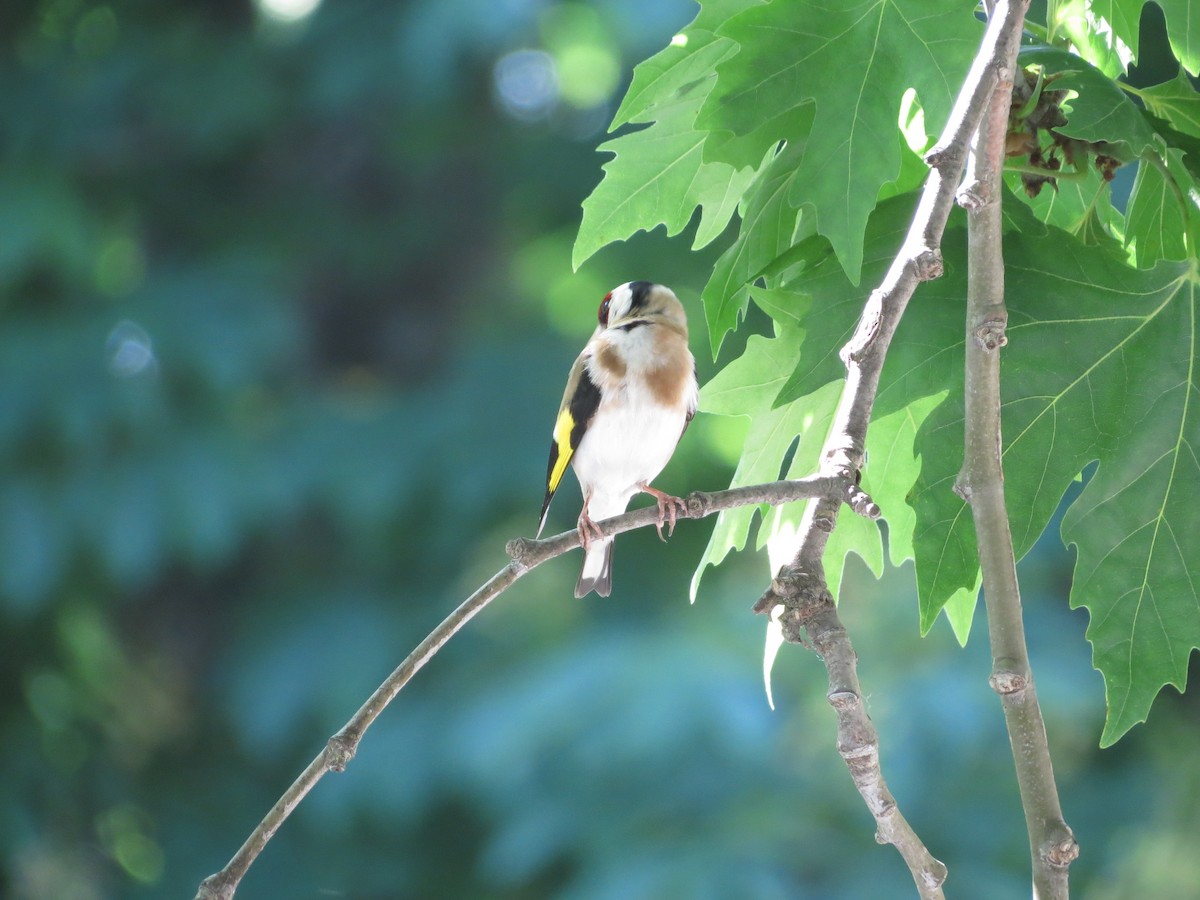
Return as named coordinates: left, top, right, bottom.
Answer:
left=193, top=475, right=869, bottom=900
left=956, top=8, right=1080, bottom=896
left=752, top=2, right=1033, bottom=896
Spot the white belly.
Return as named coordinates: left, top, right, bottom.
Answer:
left=571, top=397, right=687, bottom=518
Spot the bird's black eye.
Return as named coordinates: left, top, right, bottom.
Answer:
left=598, top=292, right=612, bottom=325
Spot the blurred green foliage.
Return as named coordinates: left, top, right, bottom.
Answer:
left=2, top=1, right=1198, bottom=898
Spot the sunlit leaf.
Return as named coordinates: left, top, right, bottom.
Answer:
left=1127, top=145, right=1197, bottom=266
left=1140, top=68, right=1200, bottom=139
left=1019, top=46, right=1156, bottom=158
left=691, top=322, right=809, bottom=601
left=701, top=135, right=813, bottom=355
left=574, top=0, right=758, bottom=268
left=574, top=81, right=755, bottom=269
left=1005, top=165, right=1125, bottom=250
left=907, top=230, right=1198, bottom=743
left=775, top=194, right=920, bottom=407
left=818, top=392, right=944, bottom=603
left=1157, top=0, right=1200, bottom=75
left=1087, top=0, right=1146, bottom=68
left=698, top=0, right=979, bottom=282
left=610, top=0, right=742, bottom=130
left=1052, top=0, right=1136, bottom=77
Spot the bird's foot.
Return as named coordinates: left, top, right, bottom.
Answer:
left=577, top=512, right=606, bottom=550
left=639, top=483, right=687, bottom=541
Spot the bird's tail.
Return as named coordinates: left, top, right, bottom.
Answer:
left=576, top=540, right=613, bottom=598
left=575, top=491, right=630, bottom=598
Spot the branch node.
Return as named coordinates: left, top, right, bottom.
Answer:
left=921, top=862, right=950, bottom=889
left=505, top=537, right=535, bottom=570
left=1044, top=835, right=1081, bottom=867
left=912, top=247, right=944, bottom=281
left=956, top=181, right=988, bottom=210
left=195, top=875, right=234, bottom=900
left=839, top=739, right=878, bottom=762
left=988, top=669, right=1027, bottom=695
left=845, top=482, right=882, bottom=519
left=766, top=567, right=833, bottom=615
left=827, top=689, right=860, bottom=711
left=685, top=490, right=713, bottom=517
left=953, top=474, right=972, bottom=502
left=842, top=297, right=884, bottom=364
left=768, top=566, right=803, bottom=598
left=923, top=142, right=961, bottom=171
left=974, top=316, right=1008, bottom=350
left=779, top=611, right=809, bottom=646
left=325, top=733, right=357, bottom=772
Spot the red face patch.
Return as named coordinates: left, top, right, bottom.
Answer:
left=598, top=292, right=612, bottom=326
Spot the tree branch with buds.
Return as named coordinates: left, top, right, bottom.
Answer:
left=956, top=9, right=1079, bottom=895
left=193, top=474, right=872, bottom=900
left=752, top=2, right=1033, bottom=897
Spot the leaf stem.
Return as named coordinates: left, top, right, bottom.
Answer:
left=192, top=475, right=867, bottom=900
left=1002, top=163, right=1091, bottom=182
left=956, top=14, right=1079, bottom=897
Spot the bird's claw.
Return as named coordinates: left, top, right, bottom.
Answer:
left=641, top=484, right=687, bottom=542
left=577, top=513, right=605, bottom=551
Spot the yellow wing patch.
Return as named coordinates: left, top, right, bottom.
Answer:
left=548, top=407, right=575, bottom=492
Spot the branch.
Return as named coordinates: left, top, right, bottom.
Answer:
left=193, top=474, right=871, bottom=900
left=751, top=2, right=1034, bottom=897
left=956, top=8, right=1080, bottom=896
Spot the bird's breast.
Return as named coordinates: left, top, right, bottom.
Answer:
left=590, top=328, right=694, bottom=405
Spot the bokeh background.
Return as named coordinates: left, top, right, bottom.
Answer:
left=3, top=0, right=1198, bottom=897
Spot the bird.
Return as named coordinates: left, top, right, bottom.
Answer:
left=537, top=281, right=699, bottom=598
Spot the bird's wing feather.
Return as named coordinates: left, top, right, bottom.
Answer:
left=680, top=360, right=699, bottom=438
left=538, top=355, right=603, bottom=535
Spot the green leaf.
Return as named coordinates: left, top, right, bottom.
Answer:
left=775, top=193, right=920, bottom=407
left=816, top=495, right=883, bottom=601
left=691, top=322, right=809, bottom=601
left=820, top=392, right=945, bottom=604
left=1019, top=46, right=1157, bottom=158
left=1158, top=0, right=1200, bottom=76
left=574, top=0, right=762, bottom=269
left=610, top=0, right=742, bottom=130
left=905, top=228, right=1198, bottom=742
left=693, top=165, right=761, bottom=250
left=1140, top=69, right=1200, bottom=140
left=1005, top=164, right=1125, bottom=250
left=1142, top=111, right=1200, bottom=184
left=747, top=287, right=810, bottom=330
left=909, top=234, right=1184, bottom=625
left=697, top=193, right=949, bottom=605
left=1061, top=269, right=1200, bottom=746
left=761, top=192, right=976, bottom=630
left=1053, top=0, right=1137, bottom=77
left=574, top=81, right=755, bottom=269
left=754, top=381, right=844, bottom=590
left=695, top=286, right=899, bottom=605
left=1127, top=146, right=1196, bottom=266
left=697, top=0, right=979, bottom=282
left=866, top=393, right=947, bottom=568
left=1086, top=0, right=1145, bottom=68
left=701, top=134, right=814, bottom=355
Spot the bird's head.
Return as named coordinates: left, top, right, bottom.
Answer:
left=596, top=281, right=687, bottom=338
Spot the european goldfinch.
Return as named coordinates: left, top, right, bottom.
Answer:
left=538, top=281, right=699, bottom=598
